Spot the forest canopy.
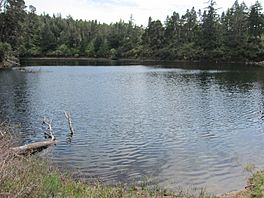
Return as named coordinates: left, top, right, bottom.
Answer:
left=0, top=0, right=263, bottom=62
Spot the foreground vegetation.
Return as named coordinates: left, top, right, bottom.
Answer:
left=249, top=171, right=264, bottom=197
left=0, top=123, right=215, bottom=198
left=1, top=123, right=264, bottom=198
left=0, top=0, right=263, bottom=66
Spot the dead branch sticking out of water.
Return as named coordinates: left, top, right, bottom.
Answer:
left=0, top=121, right=8, bottom=137
left=11, top=117, right=57, bottom=155
left=10, top=112, right=76, bottom=155
left=64, top=111, right=74, bottom=136
left=42, top=117, right=56, bottom=141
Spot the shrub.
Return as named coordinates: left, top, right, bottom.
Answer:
left=0, top=42, right=12, bottom=62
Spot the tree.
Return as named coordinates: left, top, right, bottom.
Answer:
left=200, top=0, right=220, bottom=59
left=39, top=20, right=57, bottom=54
left=142, top=20, right=164, bottom=58
left=164, top=12, right=181, bottom=46
left=1, top=0, right=264, bottom=62
left=0, top=42, right=12, bottom=62
left=1, top=0, right=26, bottom=50
left=248, top=1, right=263, bottom=40
left=221, top=1, right=248, bottom=59
left=182, top=7, right=198, bottom=43
left=20, top=5, right=42, bottom=56
left=247, top=1, right=264, bottom=60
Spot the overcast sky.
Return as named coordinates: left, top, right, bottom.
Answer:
left=24, top=0, right=259, bottom=26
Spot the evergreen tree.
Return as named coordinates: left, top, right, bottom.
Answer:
left=182, top=7, right=198, bottom=43
left=0, top=0, right=263, bottom=62
left=222, top=1, right=248, bottom=59
left=248, top=1, right=263, bottom=40
left=1, top=0, right=26, bottom=51
left=142, top=20, right=164, bottom=58
left=247, top=1, right=264, bottom=60
left=200, top=0, right=220, bottom=59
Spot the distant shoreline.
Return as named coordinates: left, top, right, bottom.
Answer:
left=20, top=57, right=262, bottom=66
left=1, top=57, right=263, bottom=69
left=20, top=57, right=199, bottom=63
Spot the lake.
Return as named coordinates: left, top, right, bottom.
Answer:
left=0, top=62, right=264, bottom=195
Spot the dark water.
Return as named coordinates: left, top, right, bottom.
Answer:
left=1, top=63, right=264, bottom=195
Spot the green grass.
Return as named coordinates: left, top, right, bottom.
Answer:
left=249, top=171, right=264, bottom=198
left=0, top=123, right=215, bottom=198
left=0, top=151, right=215, bottom=198
left=0, top=147, right=214, bottom=197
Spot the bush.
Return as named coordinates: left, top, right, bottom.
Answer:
left=26, top=46, right=42, bottom=57
left=0, top=42, right=12, bottom=62
left=54, top=44, right=72, bottom=57
left=177, top=42, right=203, bottom=60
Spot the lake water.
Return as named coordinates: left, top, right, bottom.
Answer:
left=1, top=63, right=264, bottom=195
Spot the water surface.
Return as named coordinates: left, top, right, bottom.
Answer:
left=0, top=64, right=264, bottom=194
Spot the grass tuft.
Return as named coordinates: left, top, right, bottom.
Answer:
left=0, top=123, right=217, bottom=198
left=249, top=171, right=264, bottom=198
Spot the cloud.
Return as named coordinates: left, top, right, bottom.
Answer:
left=89, top=0, right=137, bottom=7
left=25, top=0, right=258, bottom=26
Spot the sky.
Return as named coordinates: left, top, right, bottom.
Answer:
left=24, top=0, right=259, bottom=26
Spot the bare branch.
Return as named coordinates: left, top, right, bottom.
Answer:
left=64, top=111, right=75, bottom=135
left=0, top=120, right=7, bottom=127
left=42, top=117, right=55, bottom=141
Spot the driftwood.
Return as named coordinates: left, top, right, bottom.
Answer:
left=11, top=112, right=76, bottom=155
left=11, top=117, right=57, bottom=155
left=11, top=140, right=58, bottom=155
left=42, top=117, right=56, bottom=141
left=0, top=121, right=8, bottom=136
left=64, top=111, right=74, bottom=135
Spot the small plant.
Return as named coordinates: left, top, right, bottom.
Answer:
left=0, top=123, right=221, bottom=198
left=244, top=163, right=256, bottom=174
left=43, top=175, right=62, bottom=196
left=250, top=171, right=264, bottom=198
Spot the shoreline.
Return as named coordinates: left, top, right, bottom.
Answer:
left=0, top=56, right=20, bottom=69
left=254, top=61, right=264, bottom=67
left=0, top=122, right=214, bottom=198
left=20, top=57, right=263, bottom=65
left=0, top=122, right=262, bottom=198
left=0, top=57, right=261, bottom=68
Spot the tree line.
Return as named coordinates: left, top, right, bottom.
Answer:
left=0, top=0, right=263, bottom=64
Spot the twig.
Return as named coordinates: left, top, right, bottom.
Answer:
left=14, top=183, right=37, bottom=198
left=245, top=184, right=255, bottom=189
left=0, top=120, right=7, bottom=127
left=64, top=111, right=75, bottom=135
left=42, top=117, right=55, bottom=141
left=7, top=117, right=57, bottom=156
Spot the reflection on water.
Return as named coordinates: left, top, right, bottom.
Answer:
left=0, top=64, right=264, bottom=194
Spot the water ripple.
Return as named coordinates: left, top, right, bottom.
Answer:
left=1, top=65, right=264, bottom=194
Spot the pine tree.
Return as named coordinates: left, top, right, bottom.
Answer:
left=222, top=1, right=248, bottom=59
left=248, top=1, right=263, bottom=40
left=200, top=0, right=219, bottom=59
left=1, top=0, right=26, bottom=50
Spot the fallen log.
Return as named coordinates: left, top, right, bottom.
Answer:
left=11, top=117, right=57, bottom=155
left=9, top=112, right=77, bottom=155
left=11, top=140, right=58, bottom=155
